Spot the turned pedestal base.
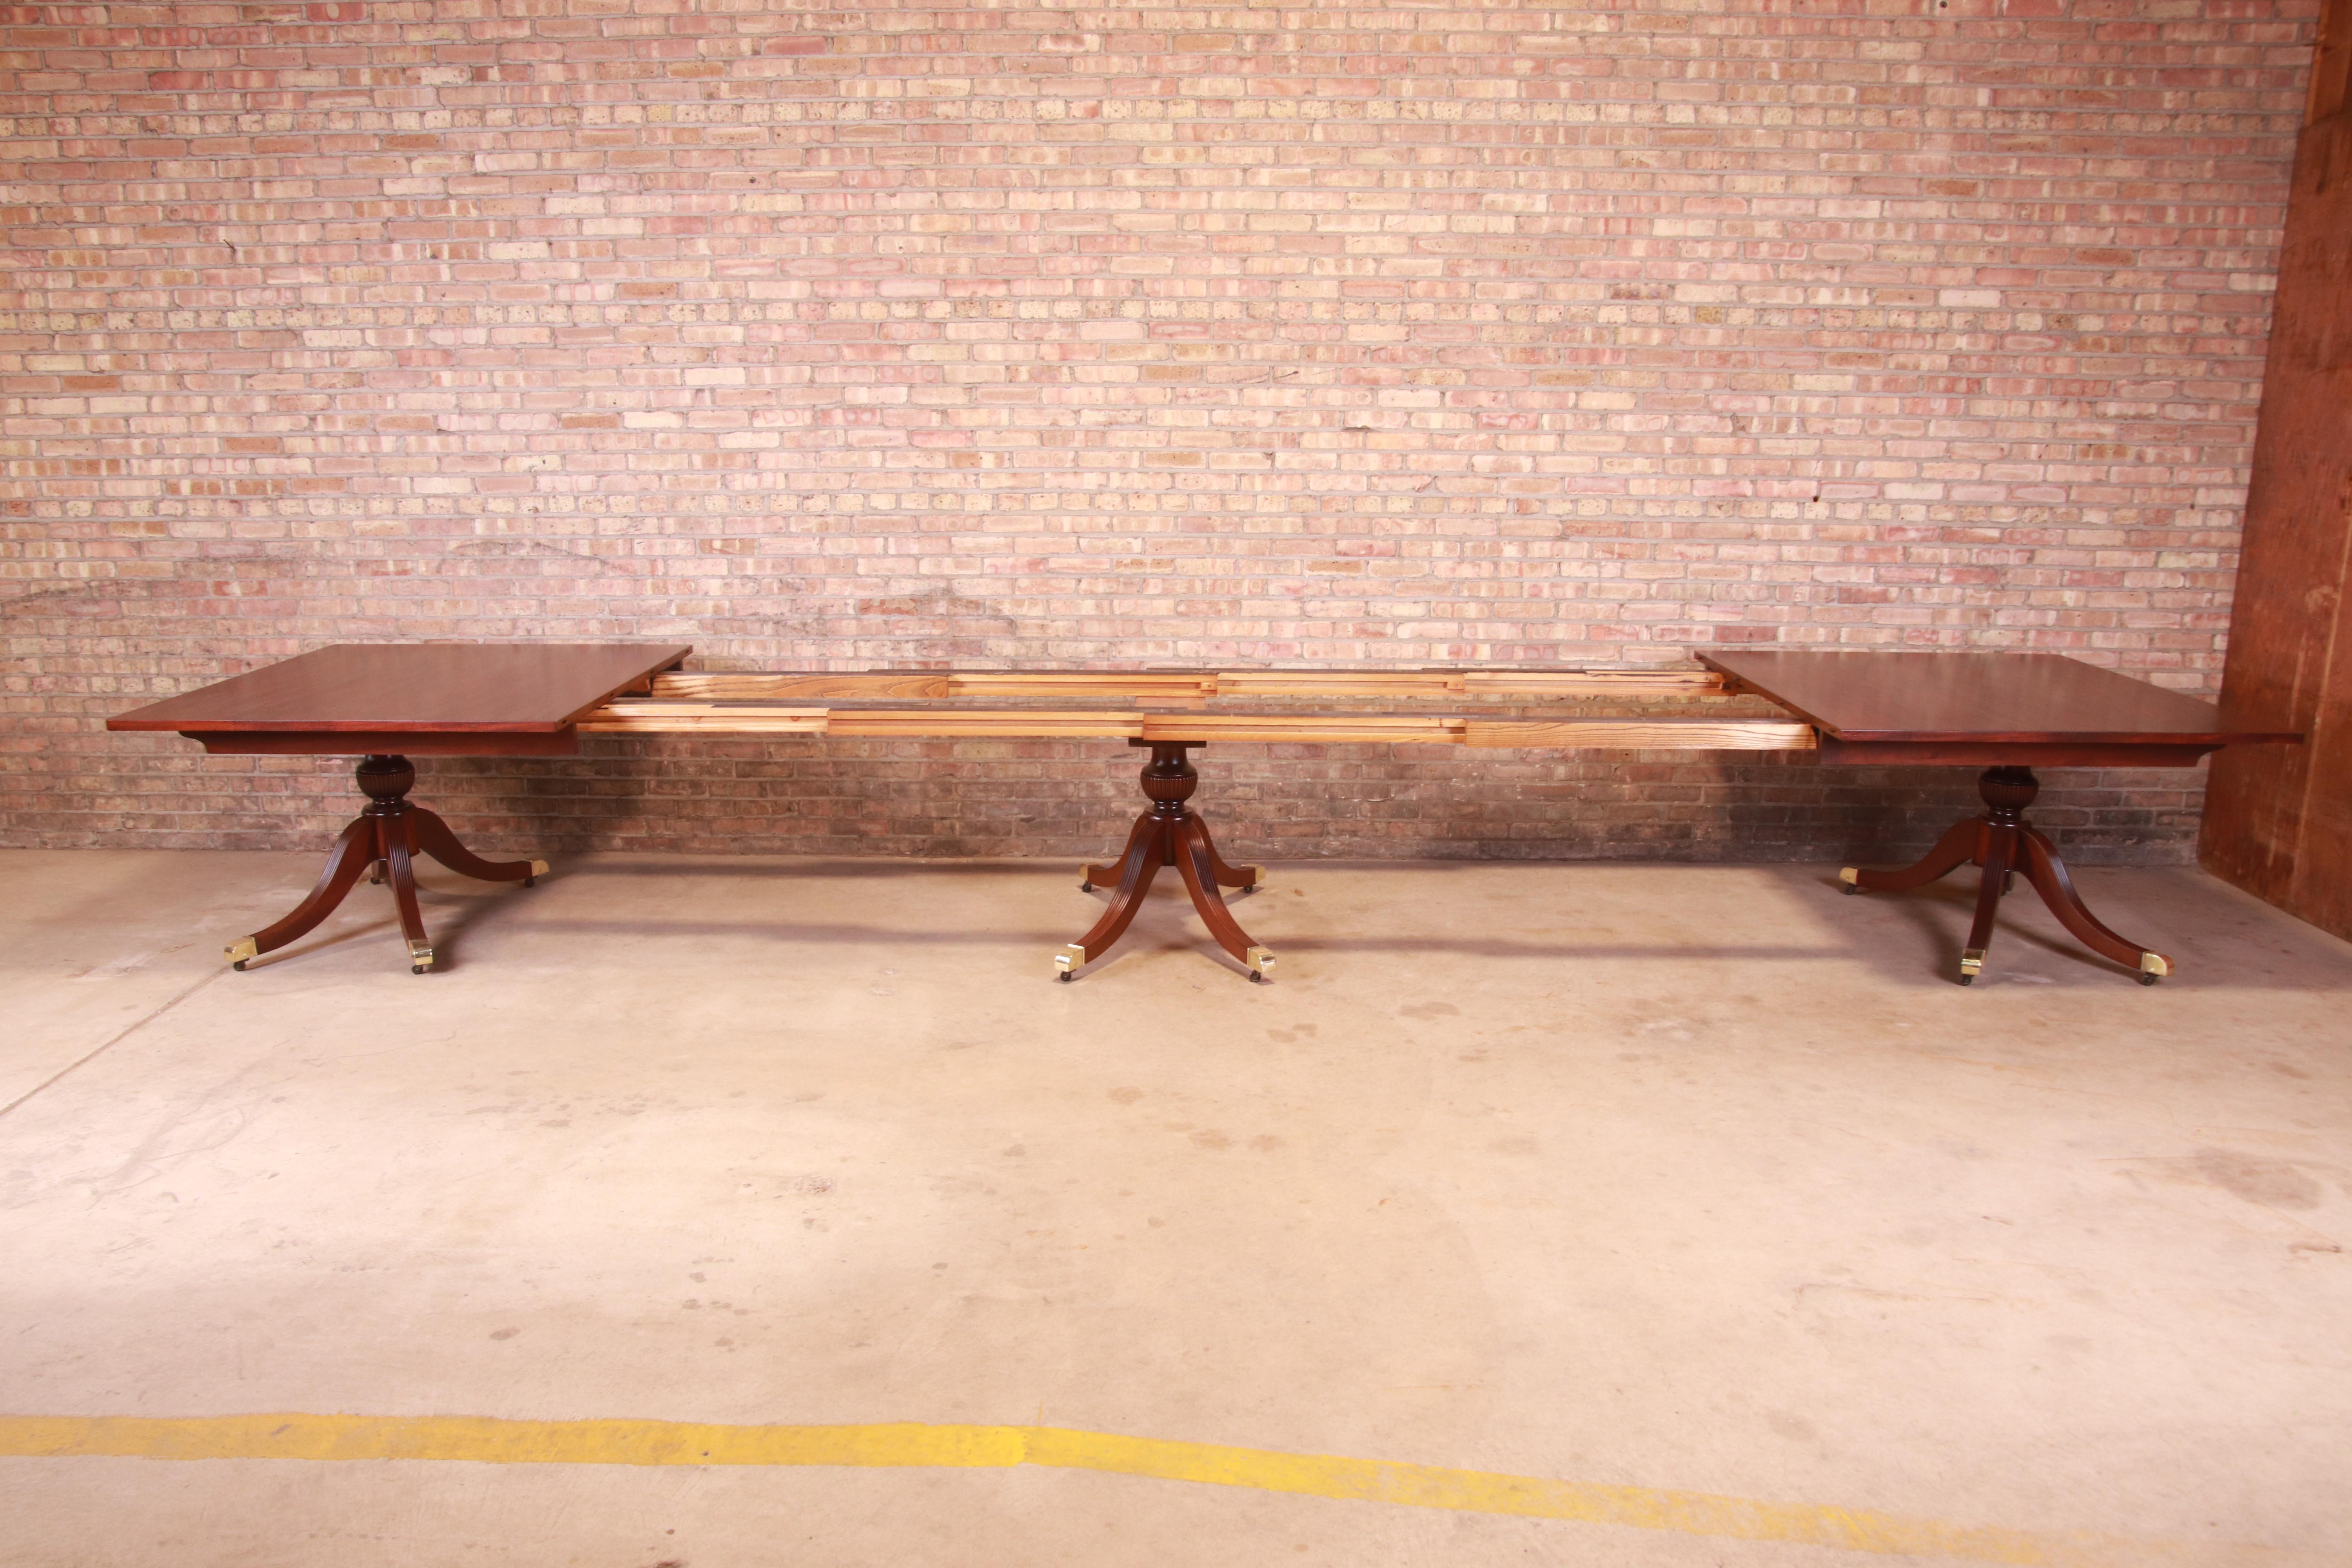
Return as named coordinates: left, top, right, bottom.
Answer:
left=1056, top=742, right=1271, bottom=982
left=1840, top=766, right=2171, bottom=987
left=227, top=755, right=547, bottom=975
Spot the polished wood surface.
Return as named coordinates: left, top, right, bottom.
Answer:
left=109, top=643, right=691, bottom=734
left=1699, top=651, right=2294, bottom=746
left=2200, top=92, right=2352, bottom=944
left=1701, top=650, right=2303, bottom=985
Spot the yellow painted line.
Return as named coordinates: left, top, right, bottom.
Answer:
left=0, top=1414, right=2294, bottom=1567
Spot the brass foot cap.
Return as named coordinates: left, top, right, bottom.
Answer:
left=529, top=859, right=550, bottom=878
left=225, top=936, right=259, bottom=965
left=1959, top=947, right=1986, bottom=975
left=1837, top=867, right=1860, bottom=887
left=1053, top=943, right=1087, bottom=975
left=2140, top=952, right=2171, bottom=978
left=1245, top=946, right=1275, bottom=979
left=407, top=940, right=435, bottom=969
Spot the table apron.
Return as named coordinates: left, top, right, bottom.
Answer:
left=182, top=731, right=581, bottom=758
left=1815, top=739, right=2221, bottom=768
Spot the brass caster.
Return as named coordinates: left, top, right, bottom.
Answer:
left=1245, top=946, right=1274, bottom=984
left=408, top=940, right=435, bottom=976
left=1837, top=867, right=1861, bottom=895
left=2139, top=952, right=2171, bottom=984
left=225, top=936, right=259, bottom=970
left=1053, top=943, right=1087, bottom=982
left=1958, top=947, right=1985, bottom=986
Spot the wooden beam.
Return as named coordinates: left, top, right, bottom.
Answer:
left=2311, top=0, right=2350, bottom=125
left=2199, top=96, right=2352, bottom=942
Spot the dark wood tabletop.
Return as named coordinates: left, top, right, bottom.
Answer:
left=1698, top=651, right=2299, bottom=746
left=110, top=644, right=692, bottom=735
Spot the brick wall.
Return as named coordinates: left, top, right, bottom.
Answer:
left=0, top=0, right=2319, bottom=864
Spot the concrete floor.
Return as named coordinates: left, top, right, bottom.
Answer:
left=1, top=848, right=2348, bottom=1566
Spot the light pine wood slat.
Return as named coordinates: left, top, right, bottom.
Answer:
left=1214, top=672, right=1464, bottom=697
left=1140, top=714, right=1468, bottom=743
left=1458, top=670, right=1723, bottom=695
left=656, top=668, right=1728, bottom=703
left=579, top=702, right=1817, bottom=751
left=824, top=710, right=1147, bottom=739
left=655, top=673, right=954, bottom=700
left=947, top=673, right=1219, bottom=697
left=1465, top=719, right=1817, bottom=751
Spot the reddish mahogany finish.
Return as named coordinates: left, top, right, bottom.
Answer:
left=111, top=643, right=689, bottom=973
left=109, top=642, right=691, bottom=747
left=230, top=754, right=545, bottom=975
left=1698, top=650, right=2296, bottom=748
left=1845, top=766, right=2169, bottom=985
left=1062, top=741, right=1267, bottom=981
left=1698, top=652, right=2303, bottom=986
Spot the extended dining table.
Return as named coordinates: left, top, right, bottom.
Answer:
left=108, top=643, right=2297, bottom=985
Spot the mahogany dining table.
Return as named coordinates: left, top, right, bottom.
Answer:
left=109, top=643, right=2297, bottom=985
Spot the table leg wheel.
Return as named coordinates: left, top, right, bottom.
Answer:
left=1249, top=971, right=1264, bottom=984
left=1058, top=971, right=1074, bottom=983
left=1079, top=880, right=1093, bottom=893
left=232, top=960, right=248, bottom=972
left=2138, top=972, right=2159, bottom=986
left=1956, top=973, right=1974, bottom=985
